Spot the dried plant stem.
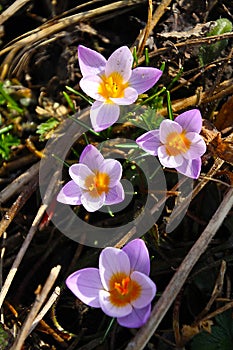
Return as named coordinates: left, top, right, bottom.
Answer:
left=135, top=0, right=173, bottom=56
left=9, top=265, right=61, bottom=350
left=201, top=299, right=233, bottom=323
left=0, top=161, right=40, bottom=204
left=0, top=0, right=144, bottom=57
left=29, top=286, right=60, bottom=334
left=166, top=157, right=224, bottom=229
left=0, top=175, right=39, bottom=238
left=0, top=0, right=31, bottom=25
left=125, top=187, right=233, bottom=350
left=159, top=78, right=233, bottom=115
left=138, top=31, right=233, bottom=64
left=0, top=204, right=47, bottom=309
left=0, top=170, right=60, bottom=309
left=0, top=232, right=7, bottom=323
left=136, top=0, right=153, bottom=57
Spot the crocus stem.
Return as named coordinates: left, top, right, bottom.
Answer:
left=166, top=90, right=174, bottom=120
left=102, top=318, right=116, bottom=343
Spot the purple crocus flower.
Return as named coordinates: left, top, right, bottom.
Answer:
left=57, top=144, right=124, bottom=212
left=136, top=109, right=206, bottom=179
left=66, top=239, right=156, bottom=328
left=78, top=45, right=162, bottom=132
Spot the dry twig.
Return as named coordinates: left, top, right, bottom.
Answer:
left=9, top=265, right=61, bottom=350
left=0, top=169, right=60, bottom=309
left=0, top=161, right=40, bottom=204
left=126, top=187, right=233, bottom=350
left=0, top=0, right=31, bottom=25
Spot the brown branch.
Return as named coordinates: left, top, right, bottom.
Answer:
left=0, top=0, right=31, bottom=26
left=125, top=187, right=233, bottom=350
left=0, top=175, right=38, bottom=238
left=9, top=265, right=61, bottom=350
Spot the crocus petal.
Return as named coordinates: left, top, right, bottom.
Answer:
left=79, top=144, right=104, bottom=171
left=99, top=289, right=132, bottom=318
left=184, top=132, right=206, bottom=159
left=130, top=271, right=156, bottom=309
left=100, top=159, right=122, bottom=186
left=176, top=158, right=201, bottom=179
left=110, top=87, right=138, bottom=105
left=79, top=75, right=104, bottom=101
left=90, top=101, right=120, bottom=132
left=159, top=120, right=182, bottom=143
left=175, top=109, right=202, bottom=133
left=105, top=46, right=133, bottom=81
left=129, top=67, right=162, bottom=94
left=66, top=268, right=102, bottom=308
left=105, top=182, right=125, bottom=205
left=136, top=130, right=160, bottom=156
left=57, top=180, right=82, bottom=205
left=122, top=239, right=150, bottom=275
left=99, top=248, right=130, bottom=290
left=117, top=304, right=151, bottom=328
left=78, top=45, right=107, bottom=77
left=158, top=145, right=183, bottom=167
left=81, top=191, right=105, bottom=212
left=69, top=164, right=95, bottom=189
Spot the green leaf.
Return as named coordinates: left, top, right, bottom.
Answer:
left=0, top=323, right=12, bottom=349
left=127, top=107, right=165, bottom=131
left=36, top=118, right=60, bottom=141
left=0, top=132, right=20, bottom=160
left=191, top=310, right=233, bottom=350
left=199, top=18, right=233, bottom=65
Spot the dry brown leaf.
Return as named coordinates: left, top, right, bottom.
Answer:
left=215, top=95, right=233, bottom=131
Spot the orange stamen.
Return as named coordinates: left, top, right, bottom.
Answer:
left=165, top=131, right=191, bottom=156
left=98, top=72, right=128, bottom=101
left=109, top=272, right=141, bottom=307
left=85, top=172, right=110, bottom=197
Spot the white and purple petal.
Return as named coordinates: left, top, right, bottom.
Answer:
left=105, top=46, right=133, bottom=82
left=100, top=159, right=122, bottom=186
left=57, top=180, right=82, bottom=205
left=122, top=239, right=150, bottom=275
left=136, top=130, right=161, bottom=156
left=105, top=182, right=125, bottom=205
left=99, top=289, right=132, bottom=318
left=130, top=271, right=156, bottom=309
left=66, top=268, right=102, bottom=308
left=79, top=144, right=105, bottom=171
left=159, top=120, right=182, bottom=144
left=99, top=248, right=130, bottom=290
left=129, top=67, right=162, bottom=94
left=79, top=75, right=104, bottom=101
left=110, top=87, right=138, bottom=105
left=78, top=45, right=107, bottom=77
left=69, top=163, right=94, bottom=189
left=175, top=109, right=202, bottom=133
left=117, top=304, right=151, bottom=328
left=90, top=101, right=120, bottom=132
left=176, top=157, right=201, bottom=179
left=81, top=191, right=105, bottom=212
left=184, top=132, right=206, bottom=159
left=158, top=145, right=183, bottom=168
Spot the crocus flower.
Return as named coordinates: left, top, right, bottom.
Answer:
left=78, top=45, right=162, bottom=131
left=66, top=239, right=156, bottom=328
left=57, top=144, right=124, bottom=212
left=136, top=109, right=206, bottom=179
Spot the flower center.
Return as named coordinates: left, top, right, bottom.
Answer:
left=109, top=272, right=141, bottom=307
left=165, top=131, right=191, bottom=156
left=85, top=172, right=110, bottom=197
left=98, top=72, right=128, bottom=100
